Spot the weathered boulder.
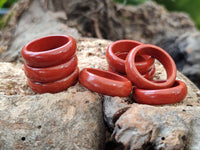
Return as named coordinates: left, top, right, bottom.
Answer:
left=0, top=38, right=113, bottom=150
left=113, top=104, right=200, bottom=150
left=0, top=85, right=104, bottom=150
left=104, top=62, right=200, bottom=150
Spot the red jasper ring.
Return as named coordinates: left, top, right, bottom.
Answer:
left=108, top=65, right=126, bottom=77
left=110, top=52, right=155, bottom=74
left=143, top=65, right=155, bottom=80
left=134, top=55, right=155, bottom=74
left=133, top=80, right=187, bottom=105
left=126, top=44, right=177, bottom=89
left=79, top=68, right=132, bottom=97
left=106, top=40, right=154, bottom=74
left=24, top=56, right=78, bottom=83
left=106, top=40, right=142, bottom=74
left=108, top=64, right=156, bottom=80
left=28, top=67, right=79, bottom=93
left=21, top=34, right=76, bottom=67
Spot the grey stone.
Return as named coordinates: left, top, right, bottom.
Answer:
left=0, top=90, right=104, bottom=150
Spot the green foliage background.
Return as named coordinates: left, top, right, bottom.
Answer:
left=0, top=0, right=18, bottom=8
left=114, top=0, right=200, bottom=30
left=0, top=0, right=17, bottom=29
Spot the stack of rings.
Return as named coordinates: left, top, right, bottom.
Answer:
left=21, top=35, right=79, bottom=93
left=125, top=44, right=187, bottom=105
left=106, top=40, right=155, bottom=80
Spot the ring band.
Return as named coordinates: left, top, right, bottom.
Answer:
left=143, top=65, right=156, bottom=80
left=79, top=68, right=132, bottom=97
left=133, top=80, right=187, bottom=105
left=106, top=40, right=143, bottom=74
left=28, top=67, right=79, bottom=93
left=24, top=56, right=78, bottom=83
left=22, top=34, right=76, bottom=67
left=111, top=52, right=155, bottom=74
left=125, top=44, right=177, bottom=89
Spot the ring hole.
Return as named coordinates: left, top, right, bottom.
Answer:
left=87, top=68, right=128, bottom=81
left=112, top=41, right=141, bottom=54
left=115, top=52, right=128, bottom=60
left=148, top=60, right=167, bottom=82
left=27, top=36, right=69, bottom=52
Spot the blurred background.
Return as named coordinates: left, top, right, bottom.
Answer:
left=114, top=0, right=200, bottom=29
left=114, top=0, right=200, bottom=30
left=0, top=0, right=18, bottom=28
left=1, top=0, right=200, bottom=31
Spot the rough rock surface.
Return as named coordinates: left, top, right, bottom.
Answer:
left=0, top=87, right=104, bottom=150
left=0, top=38, right=113, bottom=150
left=113, top=104, right=200, bottom=150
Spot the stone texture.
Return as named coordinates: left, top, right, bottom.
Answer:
left=104, top=61, right=200, bottom=150
left=0, top=89, right=104, bottom=150
left=113, top=104, right=200, bottom=150
left=103, top=96, right=131, bottom=130
left=76, top=38, right=111, bottom=70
